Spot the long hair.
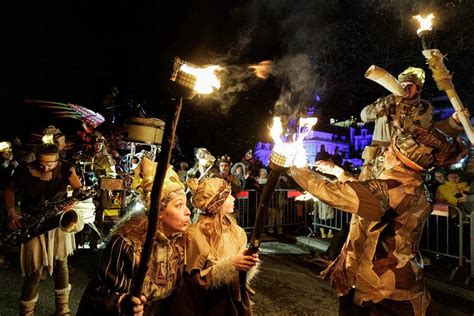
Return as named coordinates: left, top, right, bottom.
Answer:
left=197, top=204, right=239, bottom=257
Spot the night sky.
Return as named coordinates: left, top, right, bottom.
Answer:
left=1, top=0, right=473, bottom=162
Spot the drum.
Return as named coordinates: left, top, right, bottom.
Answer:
left=100, top=178, right=125, bottom=191
left=126, top=117, right=165, bottom=144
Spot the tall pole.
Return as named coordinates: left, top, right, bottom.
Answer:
left=132, top=97, right=183, bottom=297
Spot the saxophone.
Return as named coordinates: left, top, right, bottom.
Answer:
left=1, top=189, right=96, bottom=247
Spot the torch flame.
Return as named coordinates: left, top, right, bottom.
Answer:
left=414, top=13, right=434, bottom=35
left=249, top=60, right=273, bottom=79
left=180, top=64, right=221, bottom=94
left=270, top=117, right=284, bottom=145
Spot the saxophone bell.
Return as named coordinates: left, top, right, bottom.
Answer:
left=59, top=209, right=84, bottom=233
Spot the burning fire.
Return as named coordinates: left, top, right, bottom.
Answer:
left=414, top=13, right=434, bottom=35
left=180, top=64, right=221, bottom=94
left=269, top=116, right=317, bottom=167
left=249, top=60, right=273, bottom=79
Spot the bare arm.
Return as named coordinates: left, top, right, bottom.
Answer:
left=68, top=167, right=82, bottom=189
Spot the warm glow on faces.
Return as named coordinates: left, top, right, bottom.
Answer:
left=447, top=173, right=460, bottom=183
left=221, top=194, right=235, bottom=214
left=37, top=154, right=59, bottom=172
left=219, top=162, right=230, bottom=175
left=159, top=194, right=191, bottom=236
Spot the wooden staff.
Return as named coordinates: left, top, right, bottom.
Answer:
left=132, top=97, right=183, bottom=296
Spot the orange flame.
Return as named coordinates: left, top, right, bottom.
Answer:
left=414, top=13, right=434, bottom=35
left=179, top=64, right=221, bottom=94
left=249, top=60, right=272, bottom=79
left=270, top=116, right=317, bottom=164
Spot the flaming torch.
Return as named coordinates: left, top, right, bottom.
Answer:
left=132, top=57, right=221, bottom=298
left=239, top=116, right=317, bottom=287
left=413, top=13, right=474, bottom=144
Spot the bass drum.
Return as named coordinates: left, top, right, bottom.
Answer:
left=126, top=117, right=165, bottom=144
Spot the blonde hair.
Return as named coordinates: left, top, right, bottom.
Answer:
left=197, top=203, right=239, bottom=257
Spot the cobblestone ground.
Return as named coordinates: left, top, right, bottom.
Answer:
left=0, top=241, right=472, bottom=315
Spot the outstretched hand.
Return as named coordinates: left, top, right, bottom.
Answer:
left=314, top=161, right=344, bottom=178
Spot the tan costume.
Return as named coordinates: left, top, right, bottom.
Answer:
left=172, top=177, right=257, bottom=316
left=290, top=165, right=431, bottom=315
left=360, top=67, right=463, bottom=180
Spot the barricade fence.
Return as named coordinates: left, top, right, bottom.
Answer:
left=237, top=190, right=472, bottom=283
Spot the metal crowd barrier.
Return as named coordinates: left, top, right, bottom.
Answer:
left=419, top=204, right=465, bottom=281
left=236, top=190, right=473, bottom=284
left=235, top=189, right=308, bottom=232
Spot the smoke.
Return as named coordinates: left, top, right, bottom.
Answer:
left=215, top=1, right=327, bottom=120
left=206, top=63, right=265, bottom=115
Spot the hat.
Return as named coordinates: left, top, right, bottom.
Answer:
left=398, top=67, right=425, bottom=89
left=161, top=166, right=186, bottom=205
left=0, top=141, right=12, bottom=153
left=42, top=125, right=64, bottom=144
left=391, top=131, right=434, bottom=172
left=231, top=162, right=246, bottom=175
left=187, top=178, right=231, bottom=215
left=217, top=155, right=232, bottom=166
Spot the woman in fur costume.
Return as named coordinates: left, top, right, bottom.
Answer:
left=77, top=166, right=191, bottom=316
left=171, top=177, right=259, bottom=316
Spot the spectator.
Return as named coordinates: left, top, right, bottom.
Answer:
left=255, top=168, right=268, bottom=186
left=435, top=170, right=470, bottom=206
left=426, top=169, right=446, bottom=198
left=267, top=184, right=287, bottom=235
left=231, top=162, right=247, bottom=188
left=314, top=200, right=334, bottom=238
left=315, top=144, right=331, bottom=162
left=177, top=161, right=189, bottom=183
left=331, top=146, right=343, bottom=166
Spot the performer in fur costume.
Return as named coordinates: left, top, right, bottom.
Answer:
left=77, top=166, right=190, bottom=316
left=171, top=177, right=259, bottom=316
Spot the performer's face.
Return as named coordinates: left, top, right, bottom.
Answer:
left=400, top=82, right=419, bottom=99
left=221, top=194, right=235, bottom=214
left=37, top=154, right=59, bottom=172
left=1, top=150, right=12, bottom=161
left=159, top=194, right=190, bottom=235
left=219, top=162, right=230, bottom=175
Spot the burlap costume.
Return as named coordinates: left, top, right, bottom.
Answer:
left=360, top=67, right=464, bottom=180
left=289, top=131, right=464, bottom=316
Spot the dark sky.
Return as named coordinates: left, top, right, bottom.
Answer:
left=1, top=0, right=473, bottom=162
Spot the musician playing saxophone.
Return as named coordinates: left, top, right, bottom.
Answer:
left=5, top=143, right=82, bottom=315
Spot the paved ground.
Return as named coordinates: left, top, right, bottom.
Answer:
left=0, top=240, right=473, bottom=315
